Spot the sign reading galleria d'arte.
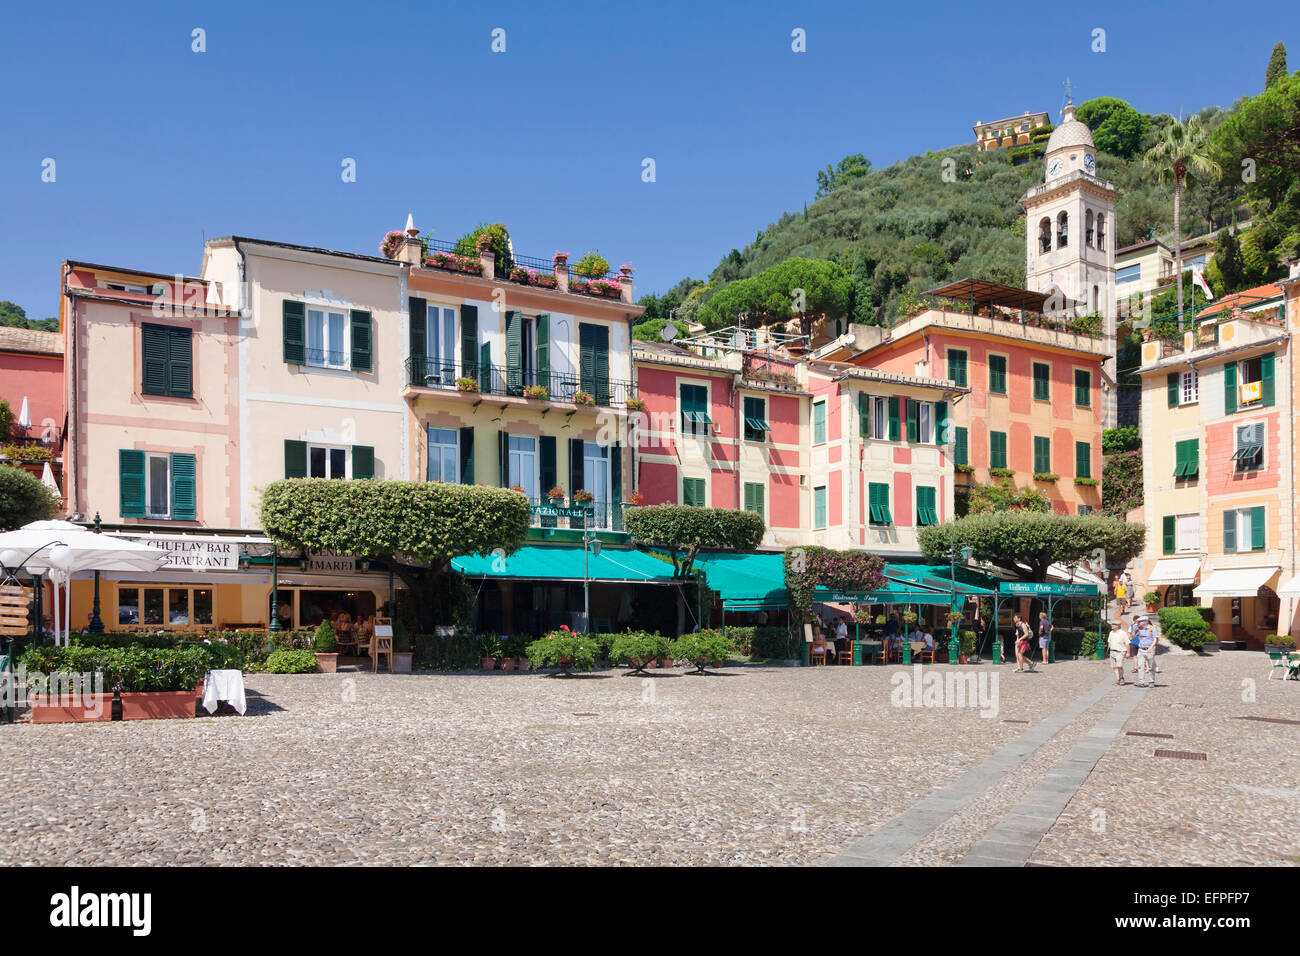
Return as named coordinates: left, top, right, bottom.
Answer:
left=124, top=535, right=240, bottom=571
left=999, top=582, right=1099, bottom=597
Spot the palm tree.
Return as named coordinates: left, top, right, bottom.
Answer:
left=1142, top=117, right=1223, bottom=329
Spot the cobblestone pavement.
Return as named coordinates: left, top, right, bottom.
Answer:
left=1, top=653, right=1294, bottom=865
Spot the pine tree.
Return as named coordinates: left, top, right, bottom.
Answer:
left=1214, top=228, right=1246, bottom=294
left=1266, top=42, right=1287, bottom=88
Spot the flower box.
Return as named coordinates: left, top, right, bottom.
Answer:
left=30, top=693, right=113, bottom=723
left=314, top=652, right=338, bottom=673
left=120, top=688, right=201, bottom=721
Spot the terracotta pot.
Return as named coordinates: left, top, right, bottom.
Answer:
left=120, top=689, right=200, bottom=721
left=390, top=651, right=412, bottom=674
left=30, top=694, right=113, bottom=723
left=959, top=654, right=969, bottom=665
left=1145, top=604, right=1158, bottom=613
left=314, top=652, right=338, bottom=673
left=499, top=657, right=517, bottom=672
left=480, top=657, right=496, bottom=671
left=517, top=657, right=531, bottom=670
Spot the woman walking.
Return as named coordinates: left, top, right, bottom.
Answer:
left=1012, top=614, right=1035, bottom=672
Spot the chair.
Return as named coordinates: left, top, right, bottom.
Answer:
left=372, top=633, right=393, bottom=672
left=913, top=641, right=935, bottom=665
left=810, top=639, right=827, bottom=666
left=1267, top=651, right=1290, bottom=680
left=836, top=639, right=854, bottom=666
left=860, top=640, right=883, bottom=665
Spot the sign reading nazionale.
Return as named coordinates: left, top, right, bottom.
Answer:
left=121, top=535, right=240, bottom=571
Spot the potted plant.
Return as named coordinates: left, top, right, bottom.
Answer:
left=391, top=625, right=413, bottom=674
left=22, top=646, right=114, bottom=723
left=875, top=614, right=887, bottom=626
left=523, top=384, right=549, bottom=401
left=547, top=485, right=567, bottom=504
left=553, top=251, right=570, bottom=267
left=1143, top=591, right=1162, bottom=613
left=479, top=633, right=501, bottom=671
left=313, top=620, right=339, bottom=673
left=669, top=630, right=733, bottom=675
left=1264, top=634, right=1295, bottom=655
left=902, top=610, right=918, bottom=627
left=455, top=376, right=479, bottom=392
left=573, top=489, right=594, bottom=505
left=959, top=629, right=977, bottom=664
left=625, top=397, right=646, bottom=411
left=573, top=390, right=595, bottom=406
left=610, top=631, right=670, bottom=675
left=945, top=611, right=963, bottom=629
left=623, top=489, right=645, bottom=507
left=525, top=626, right=598, bottom=676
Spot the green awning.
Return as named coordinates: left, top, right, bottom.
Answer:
left=452, top=545, right=678, bottom=584
left=884, top=562, right=998, bottom=595
left=694, top=551, right=787, bottom=609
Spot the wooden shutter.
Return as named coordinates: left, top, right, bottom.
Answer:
left=499, top=431, right=510, bottom=487
left=1261, top=353, right=1275, bottom=406
left=683, top=477, right=703, bottom=507
left=936, top=401, right=948, bottom=445
left=1224, top=361, right=1236, bottom=414
left=1075, top=441, right=1090, bottom=478
left=814, top=486, right=826, bottom=528
left=1187, top=438, right=1199, bottom=476
left=1167, top=373, right=1179, bottom=407
left=167, top=327, right=193, bottom=397
left=1033, top=363, right=1049, bottom=401
left=283, top=300, right=306, bottom=365
left=858, top=393, right=870, bottom=438
left=1075, top=369, right=1090, bottom=406
left=990, top=431, right=1006, bottom=469
left=535, top=313, right=549, bottom=388
left=461, top=305, right=478, bottom=379
left=887, top=397, right=900, bottom=441
left=1162, top=515, right=1176, bottom=554
left=352, top=445, right=374, bottom=480
left=593, top=324, right=610, bottom=404
left=119, top=449, right=146, bottom=517
left=505, top=311, right=522, bottom=395
left=954, top=427, right=968, bottom=465
left=350, top=310, right=372, bottom=372
left=905, top=399, right=918, bottom=442
left=479, top=341, right=491, bottom=392
left=1250, top=506, right=1266, bottom=551
left=284, top=440, right=307, bottom=478
left=169, top=453, right=197, bottom=520
left=813, top=401, right=826, bottom=443
left=460, top=426, right=475, bottom=484
left=611, top=442, right=623, bottom=530
left=569, top=438, right=584, bottom=500
left=1223, top=509, right=1236, bottom=553
left=947, top=349, right=966, bottom=387
left=539, top=435, right=556, bottom=493
left=141, top=325, right=168, bottom=396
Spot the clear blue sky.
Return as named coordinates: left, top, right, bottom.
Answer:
left=1, top=0, right=1292, bottom=320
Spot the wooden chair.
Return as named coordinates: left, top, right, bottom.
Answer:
left=810, top=639, right=828, bottom=666
left=836, top=639, right=854, bottom=666
left=860, top=640, right=883, bottom=665
left=913, top=640, right=935, bottom=664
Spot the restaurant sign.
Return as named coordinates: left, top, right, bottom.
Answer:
left=122, top=535, right=240, bottom=571
left=306, top=553, right=357, bottom=574
left=999, top=581, right=1098, bottom=597
left=530, top=504, right=594, bottom=520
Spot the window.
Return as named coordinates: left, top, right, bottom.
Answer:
left=814, top=486, right=827, bottom=529
left=1033, top=436, right=1051, bottom=474
left=117, top=586, right=213, bottom=628
left=1232, top=422, right=1264, bottom=472
left=1075, top=441, right=1091, bottom=479
left=1056, top=211, right=1068, bottom=248
left=867, top=482, right=892, bottom=525
left=583, top=442, right=610, bottom=527
left=308, top=445, right=349, bottom=479
left=307, top=307, right=348, bottom=369
left=680, top=384, right=712, bottom=435
left=917, top=402, right=932, bottom=444
left=916, top=486, right=937, bottom=526
left=1173, top=439, right=1199, bottom=479
left=953, top=426, right=969, bottom=466
left=1176, top=514, right=1200, bottom=553
left=119, top=450, right=196, bottom=520
left=1038, top=218, right=1051, bottom=254
left=1181, top=369, right=1198, bottom=405
left=988, top=355, right=1007, bottom=395
left=1085, top=209, right=1094, bottom=247
left=141, top=323, right=193, bottom=398
left=872, top=396, right=888, bottom=440
left=1225, top=354, right=1274, bottom=412
left=427, top=428, right=458, bottom=483
left=813, top=401, right=826, bottom=445
left=743, top=482, right=765, bottom=519
left=1096, top=214, right=1105, bottom=251
left=1074, top=369, right=1091, bottom=407
left=146, top=454, right=170, bottom=518
left=577, top=321, right=610, bottom=404
left=1116, top=264, right=1140, bottom=284
left=1223, top=506, right=1266, bottom=553
left=508, top=436, right=538, bottom=500
left=946, top=349, right=968, bottom=387
left=682, top=477, right=705, bottom=507
left=989, top=430, right=1007, bottom=470
left=1077, top=504, right=1093, bottom=516
left=743, top=396, right=770, bottom=442
left=1032, top=362, right=1050, bottom=401
left=425, top=306, right=458, bottom=382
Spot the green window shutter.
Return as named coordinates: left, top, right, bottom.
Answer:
left=954, top=426, right=968, bottom=465
left=1167, top=373, right=1179, bottom=407
left=947, top=349, right=967, bottom=387
left=743, top=482, right=753, bottom=513
left=349, top=310, right=372, bottom=372
left=1033, top=436, right=1050, bottom=474
left=284, top=440, right=307, bottom=478
left=479, top=342, right=491, bottom=392
left=990, top=431, right=1007, bottom=469
left=569, top=438, right=584, bottom=500
left=683, top=477, right=704, bottom=507
left=351, top=445, right=375, bottom=480
left=905, top=399, right=918, bottom=443
left=539, top=435, right=556, bottom=493
left=989, top=355, right=1006, bottom=394
left=1074, top=369, right=1090, bottom=406
left=535, top=313, right=549, bottom=386
left=1261, top=353, right=1275, bottom=406
left=1224, top=361, right=1237, bottom=414
left=887, top=397, right=900, bottom=441
left=408, top=297, right=427, bottom=358
left=1173, top=440, right=1186, bottom=477
left=1162, top=515, right=1176, bottom=554
left=167, top=327, right=193, bottom=397
left=505, top=311, right=522, bottom=395
left=460, top=426, right=475, bottom=484
left=593, top=325, right=610, bottom=405
left=1186, top=439, right=1199, bottom=477
left=814, top=486, right=826, bottom=528
left=858, top=393, right=869, bottom=438
left=1251, top=506, right=1266, bottom=551
left=1223, top=509, right=1236, bottom=553
left=461, top=305, right=479, bottom=380
left=119, top=449, right=145, bottom=517
left=611, top=442, right=623, bottom=529
left=916, top=486, right=936, bottom=525
left=1033, top=363, right=1050, bottom=401
left=1075, top=441, right=1090, bottom=479
left=813, top=402, right=826, bottom=444
left=170, top=453, right=196, bottom=520
left=141, top=324, right=168, bottom=396
left=935, top=401, right=948, bottom=445
left=500, top=432, right=512, bottom=488
left=283, top=301, right=306, bottom=365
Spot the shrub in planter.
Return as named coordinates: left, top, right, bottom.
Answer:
left=271, top=629, right=315, bottom=651
left=526, top=628, right=599, bottom=673
left=1156, top=607, right=1210, bottom=650
left=24, top=645, right=209, bottom=721
left=573, top=390, right=595, bottom=406
left=573, top=250, right=611, bottom=279
left=625, top=398, right=646, bottom=411
left=523, top=384, right=549, bottom=401
left=413, top=630, right=480, bottom=671
left=456, top=377, right=479, bottom=392
left=610, top=631, right=670, bottom=673
left=1032, top=473, right=1060, bottom=483
left=670, top=630, right=734, bottom=673
left=1266, top=634, right=1295, bottom=649
left=1142, top=591, right=1161, bottom=611
left=313, top=620, right=339, bottom=672
left=479, top=633, right=501, bottom=670
left=264, top=649, right=319, bottom=674
left=959, top=629, right=977, bottom=659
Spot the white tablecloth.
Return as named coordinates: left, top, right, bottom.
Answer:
left=202, top=669, right=246, bottom=715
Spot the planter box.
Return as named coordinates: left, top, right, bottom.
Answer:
left=1265, top=644, right=1294, bottom=656
left=314, top=652, right=338, bottom=673
left=498, top=657, right=517, bottom=672
left=120, top=689, right=200, bottom=721
left=30, top=694, right=113, bottom=723
left=517, top=657, right=531, bottom=671
left=391, top=652, right=413, bottom=674
left=479, top=658, right=496, bottom=671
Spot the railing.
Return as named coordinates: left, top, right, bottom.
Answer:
left=405, top=355, right=636, bottom=407
left=511, top=253, right=555, bottom=276
left=525, top=497, right=624, bottom=533
left=305, top=347, right=348, bottom=369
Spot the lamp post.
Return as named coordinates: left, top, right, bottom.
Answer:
left=948, top=536, right=974, bottom=664
left=88, top=512, right=104, bottom=633
left=269, top=546, right=280, bottom=633
left=581, top=507, right=600, bottom=635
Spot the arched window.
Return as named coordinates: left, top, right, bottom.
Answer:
left=1085, top=210, right=1095, bottom=247
left=1096, top=214, right=1106, bottom=251
left=1039, top=218, right=1051, bottom=254
left=1057, top=211, right=1069, bottom=249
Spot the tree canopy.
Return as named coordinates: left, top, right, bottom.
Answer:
left=1076, top=97, right=1151, bottom=159
left=0, top=464, right=59, bottom=531
left=623, top=504, right=764, bottom=578
left=816, top=153, right=872, bottom=198
left=696, top=257, right=853, bottom=332
left=918, top=512, right=1146, bottom=583
left=1266, top=42, right=1288, bottom=89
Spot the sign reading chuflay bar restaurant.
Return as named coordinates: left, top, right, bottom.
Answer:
left=119, top=535, right=240, bottom=571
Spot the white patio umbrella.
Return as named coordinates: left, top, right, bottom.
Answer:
left=16, top=397, right=31, bottom=431
left=39, top=462, right=58, bottom=494
left=0, top=520, right=169, bottom=645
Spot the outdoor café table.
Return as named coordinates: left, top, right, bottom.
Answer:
left=202, top=669, right=247, bottom=715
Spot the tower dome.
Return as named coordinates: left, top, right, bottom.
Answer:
left=1045, top=105, right=1095, bottom=153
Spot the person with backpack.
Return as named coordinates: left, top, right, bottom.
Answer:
left=1012, top=613, right=1035, bottom=672
left=1037, top=611, right=1053, bottom=666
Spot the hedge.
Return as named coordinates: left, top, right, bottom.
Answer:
left=1156, top=606, right=1211, bottom=650
left=69, top=632, right=248, bottom=671
left=22, top=645, right=209, bottom=693
left=623, top=505, right=765, bottom=577
left=264, top=649, right=319, bottom=674
left=752, top=625, right=799, bottom=660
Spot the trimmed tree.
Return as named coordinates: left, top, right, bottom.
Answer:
left=783, top=546, right=886, bottom=620
left=918, top=512, right=1146, bottom=584
left=623, top=504, right=764, bottom=578
left=0, top=464, right=59, bottom=530
left=260, top=479, right=531, bottom=632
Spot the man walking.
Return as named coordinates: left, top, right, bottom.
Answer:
left=1136, top=616, right=1159, bottom=687
left=1107, top=619, right=1129, bottom=686
left=1037, top=611, right=1052, bottom=666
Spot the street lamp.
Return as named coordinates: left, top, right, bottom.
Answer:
left=581, top=509, right=600, bottom=634
left=948, top=536, right=974, bottom=664
left=89, top=512, right=103, bottom=633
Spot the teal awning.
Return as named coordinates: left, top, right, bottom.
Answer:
left=884, top=562, right=998, bottom=595
left=694, top=551, right=788, bottom=609
left=452, top=546, right=678, bottom=584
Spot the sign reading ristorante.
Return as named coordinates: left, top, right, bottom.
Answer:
left=120, top=535, right=240, bottom=571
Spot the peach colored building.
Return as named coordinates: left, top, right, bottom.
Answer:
left=0, top=326, right=65, bottom=496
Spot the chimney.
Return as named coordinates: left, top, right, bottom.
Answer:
left=397, top=213, right=423, bottom=266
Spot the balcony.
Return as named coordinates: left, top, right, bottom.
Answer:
left=525, top=497, right=625, bottom=533
left=405, top=356, right=636, bottom=408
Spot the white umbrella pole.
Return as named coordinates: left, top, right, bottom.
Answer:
left=64, top=579, right=71, bottom=646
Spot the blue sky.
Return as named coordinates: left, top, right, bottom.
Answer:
left=0, top=0, right=1292, bottom=319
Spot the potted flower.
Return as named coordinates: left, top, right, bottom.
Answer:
left=525, top=626, right=599, bottom=676
left=553, top=251, right=569, bottom=267
left=573, top=489, right=594, bottom=505
left=625, top=397, right=646, bottom=411
left=313, top=619, right=339, bottom=673
left=379, top=230, right=405, bottom=259
left=479, top=634, right=500, bottom=671
left=623, top=489, right=645, bottom=507
left=510, top=485, right=527, bottom=495
left=945, top=611, right=963, bottom=629
left=456, top=376, right=479, bottom=392
left=523, top=384, right=549, bottom=400
left=619, top=263, right=634, bottom=276
left=610, top=631, right=670, bottom=675
left=547, top=485, right=566, bottom=504
left=573, top=390, right=595, bottom=406
left=902, top=611, right=918, bottom=627
left=1143, top=591, right=1162, bottom=613
left=475, top=233, right=495, bottom=254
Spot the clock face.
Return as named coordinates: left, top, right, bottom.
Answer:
left=1084, top=153, right=1096, bottom=173
left=1048, top=157, right=1064, bottom=177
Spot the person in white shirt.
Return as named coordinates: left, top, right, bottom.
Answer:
left=1106, top=620, right=1130, bottom=686
left=920, top=629, right=935, bottom=651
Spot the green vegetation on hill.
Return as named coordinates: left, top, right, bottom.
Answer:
left=0, top=301, right=57, bottom=332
